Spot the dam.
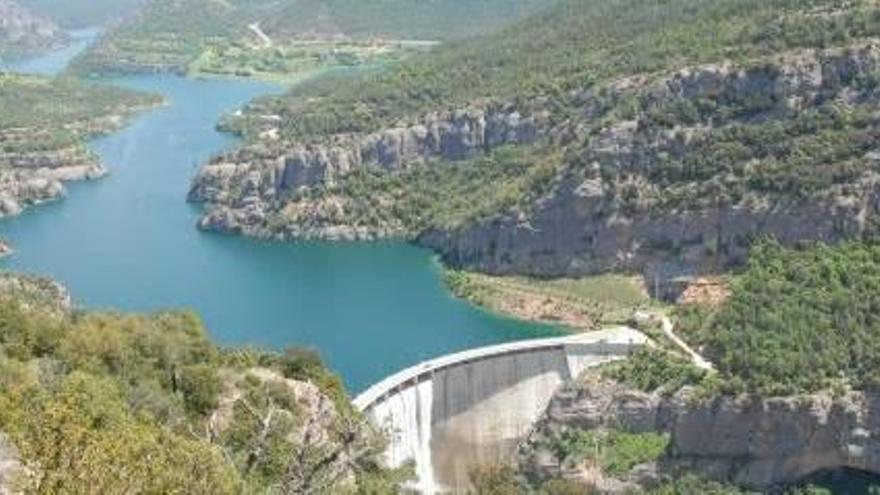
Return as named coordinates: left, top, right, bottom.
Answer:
left=354, top=327, right=648, bottom=493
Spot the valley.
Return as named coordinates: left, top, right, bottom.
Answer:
left=1, top=0, right=880, bottom=493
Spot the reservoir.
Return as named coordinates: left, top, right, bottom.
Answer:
left=0, top=35, right=555, bottom=392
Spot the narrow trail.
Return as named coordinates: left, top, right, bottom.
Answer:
left=248, top=22, right=272, bottom=48
left=658, top=314, right=714, bottom=370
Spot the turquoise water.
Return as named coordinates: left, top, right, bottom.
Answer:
left=0, top=39, right=556, bottom=392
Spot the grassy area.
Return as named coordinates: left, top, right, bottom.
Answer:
left=188, top=39, right=428, bottom=82
left=443, top=268, right=653, bottom=331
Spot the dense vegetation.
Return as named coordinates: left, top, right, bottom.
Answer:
left=0, top=286, right=405, bottom=493
left=602, top=348, right=708, bottom=395
left=229, top=0, right=880, bottom=140
left=0, top=73, right=159, bottom=154
left=541, top=427, right=670, bottom=477
left=274, top=145, right=560, bottom=236
left=71, top=0, right=558, bottom=76
left=678, top=240, right=880, bottom=396
left=208, top=0, right=880, bottom=248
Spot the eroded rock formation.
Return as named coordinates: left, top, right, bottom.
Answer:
left=523, top=377, right=880, bottom=490
left=189, top=43, right=880, bottom=282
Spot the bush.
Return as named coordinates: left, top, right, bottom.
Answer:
left=178, top=363, right=221, bottom=415
left=469, top=464, right=520, bottom=495
left=603, top=348, right=706, bottom=394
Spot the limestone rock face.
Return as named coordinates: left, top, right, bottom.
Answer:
left=192, top=44, right=880, bottom=281
left=524, top=379, right=880, bottom=489
left=0, top=144, right=108, bottom=219
left=421, top=45, right=880, bottom=279
left=0, top=273, right=71, bottom=316
left=210, top=368, right=369, bottom=491
left=188, top=105, right=545, bottom=222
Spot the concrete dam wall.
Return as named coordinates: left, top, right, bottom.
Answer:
left=353, top=328, right=647, bottom=493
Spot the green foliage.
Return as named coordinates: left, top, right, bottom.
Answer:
left=468, top=464, right=521, bottom=495
left=544, top=427, right=670, bottom=476
left=682, top=240, right=880, bottom=395
left=603, top=348, right=707, bottom=394
left=229, top=0, right=880, bottom=141
left=178, top=363, right=221, bottom=415
left=641, top=474, right=754, bottom=494
left=0, top=74, right=159, bottom=131
left=7, top=372, right=241, bottom=494
left=0, top=291, right=398, bottom=493
left=541, top=479, right=598, bottom=495
left=281, top=145, right=560, bottom=236
left=18, top=0, right=143, bottom=28
left=0, top=73, right=159, bottom=156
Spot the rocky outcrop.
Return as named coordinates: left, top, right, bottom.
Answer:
left=0, top=272, right=71, bottom=315
left=0, top=104, right=159, bottom=219
left=0, top=145, right=106, bottom=217
left=420, top=168, right=878, bottom=278
left=0, top=0, right=65, bottom=56
left=421, top=45, right=880, bottom=278
left=189, top=105, right=548, bottom=235
left=211, top=367, right=375, bottom=491
left=523, top=377, right=880, bottom=489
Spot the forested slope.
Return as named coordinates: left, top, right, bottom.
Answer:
left=189, top=0, right=880, bottom=283
left=0, top=274, right=406, bottom=493
left=71, top=0, right=559, bottom=76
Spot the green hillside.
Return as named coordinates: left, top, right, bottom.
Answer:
left=71, top=0, right=560, bottom=77
left=0, top=279, right=405, bottom=493
left=232, top=0, right=876, bottom=139
left=202, top=0, right=880, bottom=249
left=0, top=73, right=159, bottom=153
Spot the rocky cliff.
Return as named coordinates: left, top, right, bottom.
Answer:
left=189, top=105, right=546, bottom=236
left=0, top=138, right=106, bottom=217
left=191, top=43, right=880, bottom=281
left=0, top=101, right=159, bottom=219
left=422, top=44, right=880, bottom=278
left=0, top=0, right=65, bottom=56
left=522, top=377, right=880, bottom=490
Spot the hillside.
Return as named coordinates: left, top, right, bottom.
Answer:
left=0, top=274, right=406, bottom=493
left=70, top=0, right=560, bottom=77
left=0, top=74, right=160, bottom=218
left=0, top=0, right=66, bottom=56
left=17, top=0, right=143, bottom=28
left=189, top=0, right=880, bottom=284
